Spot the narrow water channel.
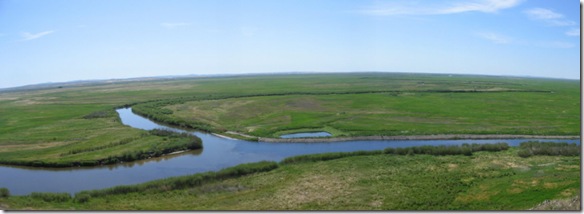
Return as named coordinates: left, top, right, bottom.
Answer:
left=0, top=108, right=579, bottom=195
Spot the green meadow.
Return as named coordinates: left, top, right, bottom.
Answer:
left=0, top=72, right=580, bottom=210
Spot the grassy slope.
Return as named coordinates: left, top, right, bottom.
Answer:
left=0, top=73, right=579, bottom=165
left=0, top=148, right=579, bottom=210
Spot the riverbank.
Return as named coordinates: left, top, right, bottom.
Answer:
left=1, top=145, right=579, bottom=210
left=256, top=134, right=580, bottom=143
left=222, top=130, right=579, bottom=143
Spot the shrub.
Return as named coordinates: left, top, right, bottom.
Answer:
left=0, top=188, right=9, bottom=198
left=74, top=193, right=91, bottom=203
left=281, top=150, right=382, bottom=164
left=518, top=141, right=580, bottom=158
left=383, top=143, right=509, bottom=156
left=30, top=192, right=71, bottom=202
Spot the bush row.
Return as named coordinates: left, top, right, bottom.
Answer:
left=518, top=141, right=580, bottom=158
left=384, top=143, right=509, bottom=156
left=30, top=192, right=72, bottom=202
left=281, top=150, right=383, bottom=164
left=281, top=143, right=509, bottom=164
left=77, top=161, right=278, bottom=199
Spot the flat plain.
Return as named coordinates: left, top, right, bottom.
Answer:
left=0, top=73, right=580, bottom=210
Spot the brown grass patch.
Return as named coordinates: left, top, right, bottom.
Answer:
left=559, top=188, right=578, bottom=197
left=508, top=188, right=523, bottom=194
left=270, top=174, right=354, bottom=209
left=447, top=163, right=459, bottom=171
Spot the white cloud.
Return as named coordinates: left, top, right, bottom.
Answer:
left=20, top=30, right=55, bottom=41
left=161, top=22, right=191, bottom=29
left=565, top=28, right=580, bottom=36
left=476, top=32, right=512, bottom=44
left=361, top=0, right=523, bottom=16
left=524, top=8, right=576, bottom=26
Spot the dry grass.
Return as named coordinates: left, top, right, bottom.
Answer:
left=530, top=195, right=580, bottom=210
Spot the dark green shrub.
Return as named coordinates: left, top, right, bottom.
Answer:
left=30, top=192, right=71, bottom=202
left=281, top=150, right=382, bottom=164
left=518, top=141, right=579, bottom=158
left=0, top=188, right=9, bottom=198
left=74, top=193, right=91, bottom=203
left=382, top=143, right=509, bottom=157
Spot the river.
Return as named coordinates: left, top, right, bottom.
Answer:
left=0, top=108, right=579, bottom=195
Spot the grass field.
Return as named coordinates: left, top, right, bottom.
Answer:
left=0, top=146, right=579, bottom=210
left=0, top=73, right=579, bottom=166
left=165, top=92, right=579, bottom=137
left=0, top=72, right=580, bottom=210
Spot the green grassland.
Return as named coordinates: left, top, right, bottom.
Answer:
left=164, top=91, right=579, bottom=138
left=0, top=73, right=579, bottom=166
left=0, top=146, right=579, bottom=210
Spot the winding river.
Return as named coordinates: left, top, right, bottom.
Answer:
left=0, top=108, right=579, bottom=195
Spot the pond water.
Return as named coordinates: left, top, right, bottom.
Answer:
left=280, top=132, right=332, bottom=138
left=0, top=108, right=579, bottom=195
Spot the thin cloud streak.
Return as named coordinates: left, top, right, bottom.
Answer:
left=20, top=30, right=55, bottom=41
left=524, top=8, right=576, bottom=26
left=565, top=28, right=580, bottom=36
left=361, top=0, right=523, bottom=16
left=476, top=32, right=512, bottom=44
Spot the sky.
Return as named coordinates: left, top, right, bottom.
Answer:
left=0, top=0, right=580, bottom=88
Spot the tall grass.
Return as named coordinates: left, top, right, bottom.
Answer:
left=518, top=141, right=580, bottom=157
left=30, top=192, right=71, bottom=202
left=282, top=143, right=510, bottom=165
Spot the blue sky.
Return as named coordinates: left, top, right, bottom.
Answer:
left=0, top=0, right=580, bottom=88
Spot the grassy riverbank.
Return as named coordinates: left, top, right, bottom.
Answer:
left=0, top=145, right=579, bottom=210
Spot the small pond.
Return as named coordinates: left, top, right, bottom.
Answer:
left=280, top=132, right=332, bottom=138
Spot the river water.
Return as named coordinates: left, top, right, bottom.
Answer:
left=0, top=108, right=579, bottom=195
